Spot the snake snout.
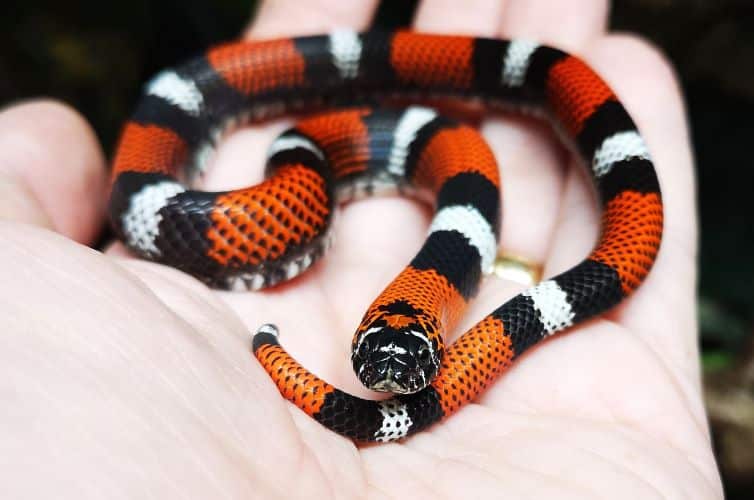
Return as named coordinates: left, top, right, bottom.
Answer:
left=353, top=329, right=437, bottom=394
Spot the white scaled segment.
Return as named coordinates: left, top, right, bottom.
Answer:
left=523, top=280, right=575, bottom=334
left=300, top=254, right=313, bottom=270
left=229, top=277, right=248, bottom=292
left=267, top=135, right=325, bottom=160
left=374, top=400, right=413, bottom=442
left=146, top=71, right=204, bottom=116
left=329, top=29, right=362, bottom=80
left=592, top=130, right=651, bottom=178
left=122, top=181, right=186, bottom=257
left=256, top=324, right=279, bottom=337
left=428, top=204, right=497, bottom=274
left=501, top=39, right=540, bottom=87
left=387, top=107, right=437, bottom=176
left=243, top=273, right=265, bottom=291
left=286, top=260, right=300, bottom=280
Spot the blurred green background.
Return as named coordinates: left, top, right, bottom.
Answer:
left=1, top=0, right=752, bottom=496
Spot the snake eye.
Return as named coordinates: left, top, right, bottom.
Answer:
left=358, top=340, right=370, bottom=358
left=417, top=347, right=432, bottom=366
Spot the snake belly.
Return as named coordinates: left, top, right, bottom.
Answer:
left=109, top=30, right=663, bottom=443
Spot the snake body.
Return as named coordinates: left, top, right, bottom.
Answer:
left=109, top=30, right=663, bottom=442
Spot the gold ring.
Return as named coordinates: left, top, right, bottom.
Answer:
left=492, top=252, right=543, bottom=287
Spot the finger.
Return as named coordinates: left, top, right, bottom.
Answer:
left=414, top=0, right=504, bottom=36
left=481, top=117, right=567, bottom=264
left=499, top=0, right=609, bottom=50
left=0, top=100, right=107, bottom=244
left=546, top=34, right=699, bottom=391
left=246, top=0, right=378, bottom=39
left=542, top=161, right=598, bottom=278
left=482, top=0, right=608, bottom=266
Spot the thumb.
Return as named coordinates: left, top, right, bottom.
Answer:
left=0, top=99, right=107, bottom=244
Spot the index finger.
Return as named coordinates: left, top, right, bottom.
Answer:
left=246, top=0, right=378, bottom=39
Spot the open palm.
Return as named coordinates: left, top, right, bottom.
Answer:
left=0, top=0, right=722, bottom=497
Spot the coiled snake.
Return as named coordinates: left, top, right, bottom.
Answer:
left=109, top=29, right=663, bottom=442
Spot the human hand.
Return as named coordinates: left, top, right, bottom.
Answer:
left=0, top=1, right=722, bottom=497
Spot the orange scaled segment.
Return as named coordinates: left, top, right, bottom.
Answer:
left=112, top=123, right=187, bottom=177
left=432, top=316, right=513, bottom=416
left=358, top=266, right=467, bottom=351
left=391, top=32, right=474, bottom=89
left=546, top=56, right=615, bottom=136
left=295, top=108, right=372, bottom=179
left=255, top=344, right=334, bottom=416
left=590, top=191, right=663, bottom=294
left=412, top=125, right=500, bottom=193
left=207, top=164, right=329, bottom=267
left=207, top=39, right=306, bottom=96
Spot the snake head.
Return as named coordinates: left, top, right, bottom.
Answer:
left=352, top=326, right=440, bottom=394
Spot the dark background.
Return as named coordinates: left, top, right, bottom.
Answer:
left=1, top=0, right=752, bottom=496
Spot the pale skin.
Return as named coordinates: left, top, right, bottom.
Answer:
left=0, top=0, right=723, bottom=498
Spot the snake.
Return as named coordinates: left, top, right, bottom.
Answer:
left=108, top=29, right=663, bottom=443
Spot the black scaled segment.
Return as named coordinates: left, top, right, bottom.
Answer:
left=397, top=387, right=444, bottom=435
left=411, top=230, right=482, bottom=300
left=266, top=133, right=331, bottom=182
left=132, top=95, right=206, bottom=147
left=522, top=46, right=568, bottom=101
left=311, top=386, right=444, bottom=442
left=378, top=299, right=423, bottom=317
left=576, top=100, right=636, bottom=162
left=314, top=390, right=385, bottom=442
left=472, top=38, right=509, bottom=94
left=252, top=331, right=279, bottom=352
left=267, top=146, right=328, bottom=177
left=363, top=108, right=402, bottom=173
left=358, top=31, right=397, bottom=88
left=174, top=55, right=249, bottom=125
left=154, top=191, right=223, bottom=283
left=598, top=157, right=661, bottom=203
left=294, top=35, right=343, bottom=91
left=492, top=295, right=545, bottom=356
left=553, top=259, right=624, bottom=323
